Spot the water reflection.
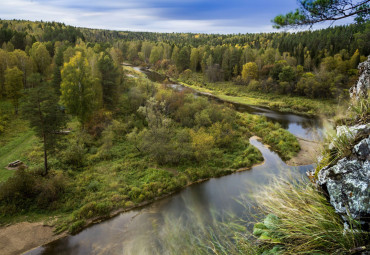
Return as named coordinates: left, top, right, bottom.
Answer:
left=27, top=138, right=314, bottom=255
left=137, top=68, right=324, bottom=141
left=26, top=67, right=321, bottom=255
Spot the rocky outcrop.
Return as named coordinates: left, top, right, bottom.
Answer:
left=350, top=56, right=370, bottom=100
left=318, top=56, right=370, bottom=229
left=318, top=135, right=370, bottom=223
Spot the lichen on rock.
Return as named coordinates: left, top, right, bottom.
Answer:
left=350, top=55, right=370, bottom=100
left=318, top=56, right=370, bottom=228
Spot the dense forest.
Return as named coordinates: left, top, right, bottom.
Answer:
left=0, top=19, right=301, bottom=233
left=1, top=19, right=369, bottom=101
left=0, top=18, right=369, bottom=253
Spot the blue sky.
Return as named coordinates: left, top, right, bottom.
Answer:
left=0, top=0, right=354, bottom=33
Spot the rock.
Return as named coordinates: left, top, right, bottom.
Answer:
left=337, top=124, right=370, bottom=138
left=329, top=124, right=370, bottom=150
left=350, top=55, right=370, bottom=100
left=318, top=136, right=370, bottom=223
left=318, top=55, right=370, bottom=226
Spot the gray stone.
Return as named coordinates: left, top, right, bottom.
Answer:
left=350, top=55, right=370, bottom=100
left=329, top=124, right=370, bottom=150
left=318, top=136, right=370, bottom=222
left=317, top=56, right=370, bottom=228
left=353, top=137, right=370, bottom=160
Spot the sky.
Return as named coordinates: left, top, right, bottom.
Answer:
left=0, top=0, right=355, bottom=34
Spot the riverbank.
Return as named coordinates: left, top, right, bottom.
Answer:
left=125, top=65, right=322, bottom=165
left=286, top=138, right=321, bottom=166
left=140, top=66, right=337, bottom=117
left=175, top=78, right=336, bottom=117
left=0, top=222, right=66, bottom=255
left=1, top=66, right=316, bottom=255
left=5, top=137, right=267, bottom=255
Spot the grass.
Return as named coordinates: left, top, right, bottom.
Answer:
left=0, top=115, right=37, bottom=182
left=153, top=177, right=369, bottom=255
left=240, top=113, right=300, bottom=161
left=175, top=73, right=337, bottom=116
left=0, top=72, right=300, bottom=234
left=254, top=178, right=369, bottom=254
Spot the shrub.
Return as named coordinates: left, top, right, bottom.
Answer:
left=69, top=220, right=86, bottom=234
left=0, top=168, right=67, bottom=212
left=75, top=201, right=112, bottom=220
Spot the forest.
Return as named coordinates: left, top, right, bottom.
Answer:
left=0, top=16, right=369, bottom=254
left=0, top=19, right=302, bottom=232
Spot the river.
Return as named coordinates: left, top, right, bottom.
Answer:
left=26, top=67, right=324, bottom=255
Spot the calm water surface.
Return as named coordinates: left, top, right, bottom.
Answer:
left=27, top=138, right=313, bottom=255
left=26, top=67, right=321, bottom=255
left=140, top=68, right=325, bottom=141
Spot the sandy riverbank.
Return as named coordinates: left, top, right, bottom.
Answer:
left=286, top=138, right=321, bottom=166
left=0, top=222, right=66, bottom=255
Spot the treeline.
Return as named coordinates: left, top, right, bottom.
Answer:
left=81, top=23, right=369, bottom=59
left=0, top=19, right=84, bottom=50
left=1, top=19, right=369, bottom=99
left=118, top=37, right=366, bottom=98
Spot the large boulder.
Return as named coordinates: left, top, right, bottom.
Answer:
left=318, top=136, right=370, bottom=222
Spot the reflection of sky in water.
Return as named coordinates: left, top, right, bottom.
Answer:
left=131, top=67, right=326, bottom=141
left=27, top=139, right=315, bottom=255
left=27, top=67, right=323, bottom=254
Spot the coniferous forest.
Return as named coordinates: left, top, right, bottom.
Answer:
left=0, top=5, right=369, bottom=254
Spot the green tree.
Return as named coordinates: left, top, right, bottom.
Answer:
left=350, top=49, right=361, bottom=69
left=98, top=53, right=120, bottom=109
left=273, top=0, right=369, bottom=28
left=279, top=66, right=296, bottom=83
left=30, top=42, right=51, bottom=75
left=12, top=49, right=33, bottom=89
left=176, top=47, right=190, bottom=72
left=21, top=85, right=67, bottom=175
left=0, top=49, right=8, bottom=97
left=52, top=45, right=65, bottom=93
left=241, top=62, right=258, bottom=82
left=149, top=45, right=163, bottom=65
left=5, top=66, right=23, bottom=114
left=190, top=48, right=200, bottom=72
left=60, top=52, right=98, bottom=127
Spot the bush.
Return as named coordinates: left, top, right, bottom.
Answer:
left=0, top=168, right=67, bottom=213
left=75, top=201, right=112, bottom=220
left=69, top=220, right=86, bottom=234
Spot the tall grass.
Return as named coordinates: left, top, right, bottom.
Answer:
left=152, top=214, right=260, bottom=255
left=255, top=178, right=369, bottom=254
left=349, top=93, right=370, bottom=125
left=151, top=177, right=369, bottom=255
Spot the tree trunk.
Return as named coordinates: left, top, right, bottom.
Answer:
left=43, top=133, right=48, bottom=175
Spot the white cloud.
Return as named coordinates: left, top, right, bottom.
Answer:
left=0, top=0, right=277, bottom=33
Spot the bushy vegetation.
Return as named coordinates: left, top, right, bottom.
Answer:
left=0, top=19, right=363, bottom=247
left=176, top=72, right=337, bottom=115
left=2, top=65, right=300, bottom=231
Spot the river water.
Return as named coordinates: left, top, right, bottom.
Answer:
left=26, top=67, right=323, bottom=255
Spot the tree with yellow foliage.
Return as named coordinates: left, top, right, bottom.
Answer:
left=241, top=62, right=258, bottom=82
left=60, top=52, right=100, bottom=127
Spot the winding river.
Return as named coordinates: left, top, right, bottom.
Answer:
left=26, top=67, right=324, bottom=255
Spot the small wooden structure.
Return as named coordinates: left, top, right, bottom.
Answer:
left=6, top=160, right=26, bottom=170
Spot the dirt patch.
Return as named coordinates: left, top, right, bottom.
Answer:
left=286, top=138, right=321, bottom=166
left=0, top=222, right=66, bottom=255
